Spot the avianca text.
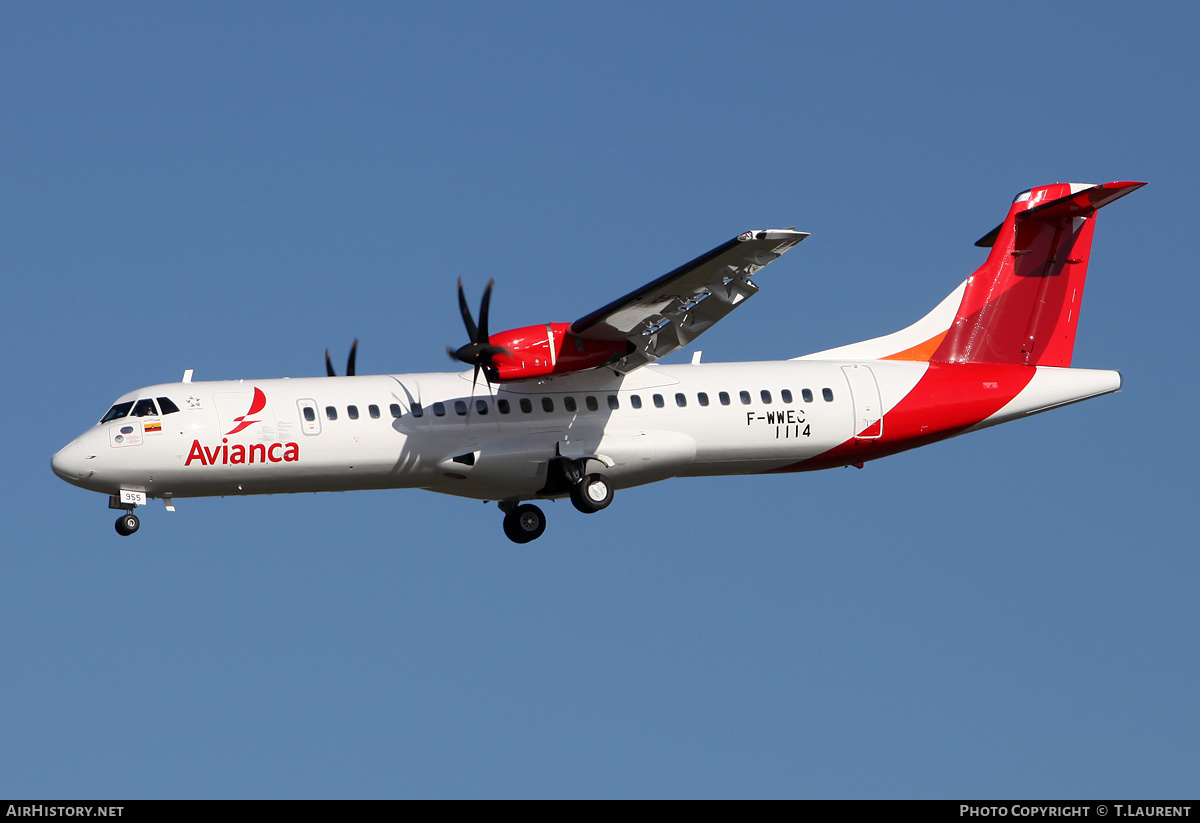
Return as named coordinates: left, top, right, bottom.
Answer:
left=185, top=438, right=299, bottom=466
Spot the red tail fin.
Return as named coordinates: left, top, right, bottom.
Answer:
left=932, top=181, right=1145, bottom=367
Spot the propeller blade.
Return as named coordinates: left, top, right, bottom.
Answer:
left=478, top=279, right=495, bottom=342
left=457, top=278, right=478, bottom=343
left=450, top=281, right=509, bottom=380
left=347, top=339, right=358, bottom=377
left=325, top=348, right=336, bottom=377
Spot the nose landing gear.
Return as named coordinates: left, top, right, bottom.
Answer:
left=115, top=512, right=140, bottom=536
left=109, top=492, right=143, bottom=537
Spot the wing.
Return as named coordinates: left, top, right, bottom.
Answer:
left=570, top=229, right=808, bottom=373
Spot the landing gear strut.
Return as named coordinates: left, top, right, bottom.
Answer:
left=501, top=502, right=546, bottom=544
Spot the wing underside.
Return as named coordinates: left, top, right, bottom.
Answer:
left=570, top=229, right=808, bottom=373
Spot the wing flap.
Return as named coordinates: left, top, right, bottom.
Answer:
left=571, top=229, right=808, bottom=373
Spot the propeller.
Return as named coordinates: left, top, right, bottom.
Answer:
left=449, top=278, right=508, bottom=388
left=325, top=339, right=358, bottom=377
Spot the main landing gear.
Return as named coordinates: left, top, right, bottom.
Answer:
left=499, top=468, right=615, bottom=544
left=569, top=473, right=613, bottom=514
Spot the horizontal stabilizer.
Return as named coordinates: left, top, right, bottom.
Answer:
left=1023, top=180, right=1145, bottom=220
left=975, top=181, right=1145, bottom=247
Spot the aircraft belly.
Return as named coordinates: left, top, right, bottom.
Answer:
left=429, top=432, right=556, bottom=499
left=594, top=429, right=697, bottom=488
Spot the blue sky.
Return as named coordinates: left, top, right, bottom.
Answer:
left=3, top=2, right=1197, bottom=798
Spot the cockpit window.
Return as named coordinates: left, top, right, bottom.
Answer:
left=156, top=397, right=180, bottom=415
left=100, top=401, right=134, bottom=423
left=131, top=399, right=159, bottom=417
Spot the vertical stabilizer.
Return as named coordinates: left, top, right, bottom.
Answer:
left=932, top=181, right=1144, bottom=367
left=796, top=181, right=1144, bottom=365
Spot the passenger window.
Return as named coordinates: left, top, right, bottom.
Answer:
left=326, top=406, right=338, bottom=421
left=697, top=392, right=709, bottom=407
left=585, top=396, right=599, bottom=411
left=475, top=399, right=489, bottom=415
left=630, top=395, right=642, bottom=409
left=719, top=392, right=730, bottom=406
left=802, top=389, right=814, bottom=403
left=519, top=398, right=533, bottom=413
left=390, top=404, right=402, bottom=419
left=653, top=394, right=665, bottom=408
left=542, top=397, right=554, bottom=412
left=156, top=397, right=180, bottom=415
left=369, top=404, right=381, bottom=419
left=607, top=395, right=619, bottom=410
left=303, top=407, right=316, bottom=422
left=497, top=399, right=511, bottom=414
left=564, top=396, right=577, bottom=413
left=347, top=405, right=359, bottom=420
left=409, top=403, right=422, bottom=418
left=132, top=399, right=159, bottom=417
left=823, top=388, right=834, bottom=402
left=761, top=390, right=772, bottom=404
left=433, top=402, right=446, bottom=417
left=100, top=401, right=134, bottom=423
left=739, top=391, right=751, bottom=405
left=675, top=393, right=687, bottom=407
left=455, top=400, right=468, bottom=415
left=781, top=389, right=792, bottom=404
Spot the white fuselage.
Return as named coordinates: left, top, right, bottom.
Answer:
left=52, top=358, right=1120, bottom=506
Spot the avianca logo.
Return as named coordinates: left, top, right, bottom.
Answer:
left=186, top=438, right=299, bottom=466
left=226, top=387, right=267, bottom=435
left=185, top=387, right=300, bottom=466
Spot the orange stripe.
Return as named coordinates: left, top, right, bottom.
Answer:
left=881, top=330, right=947, bottom=361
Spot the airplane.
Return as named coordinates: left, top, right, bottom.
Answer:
left=52, top=180, right=1144, bottom=543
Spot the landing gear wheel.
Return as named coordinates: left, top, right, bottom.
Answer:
left=570, top=473, right=613, bottom=514
left=115, top=512, right=140, bottom=536
left=503, top=504, right=546, bottom=544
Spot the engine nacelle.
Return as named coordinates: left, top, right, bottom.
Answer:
left=488, top=323, right=631, bottom=381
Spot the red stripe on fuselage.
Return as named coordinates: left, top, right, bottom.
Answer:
left=766, top=362, right=1037, bottom=473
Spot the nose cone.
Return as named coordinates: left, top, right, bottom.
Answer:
left=52, top=440, right=88, bottom=484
